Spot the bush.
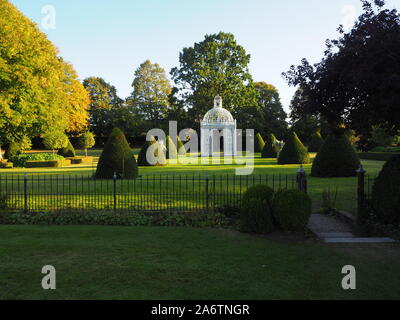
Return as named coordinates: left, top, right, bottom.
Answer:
left=273, top=189, right=312, bottom=231
left=138, top=137, right=166, bottom=166
left=240, top=185, right=275, bottom=234
left=95, top=128, right=138, bottom=179
left=278, top=132, right=310, bottom=164
left=371, top=155, right=400, bottom=225
left=308, top=131, right=324, bottom=152
left=261, top=134, right=280, bottom=158
left=43, top=130, right=68, bottom=153
left=58, top=139, right=76, bottom=157
left=26, top=160, right=70, bottom=168
left=67, top=156, right=93, bottom=164
left=370, top=146, right=400, bottom=153
left=165, top=136, right=178, bottom=159
left=0, top=160, right=13, bottom=168
left=311, top=129, right=360, bottom=177
left=255, top=133, right=265, bottom=153
left=176, top=136, right=186, bottom=156
left=78, top=131, right=95, bottom=156
left=10, top=153, right=64, bottom=167
left=358, top=152, right=400, bottom=161
left=4, top=141, right=21, bottom=159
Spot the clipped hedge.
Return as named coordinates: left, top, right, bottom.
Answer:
left=57, top=139, right=76, bottom=157
left=278, top=132, right=310, bottom=165
left=371, top=155, right=400, bottom=225
left=261, top=133, right=280, bottom=158
left=273, top=189, right=312, bottom=231
left=26, top=159, right=71, bottom=168
left=255, top=133, right=265, bottom=153
left=176, top=136, right=186, bottom=156
left=358, top=152, right=400, bottom=161
left=312, top=129, right=360, bottom=177
left=308, top=131, right=324, bottom=152
left=95, top=128, right=138, bottom=179
left=138, top=138, right=166, bottom=166
left=0, top=161, right=13, bottom=168
left=9, top=153, right=64, bottom=167
left=240, top=185, right=275, bottom=234
left=66, top=156, right=93, bottom=164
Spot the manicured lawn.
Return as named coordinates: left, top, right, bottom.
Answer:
left=1, top=149, right=384, bottom=214
left=0, top=225, right=399, bottom=299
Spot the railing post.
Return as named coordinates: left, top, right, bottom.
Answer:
left=205, top=175, right=209, bottom=213
left=296, top=165, right=307, bottom=193
left=24, top=173, right=28, bottom=213
left=113, top=172, right=117, bottom=212
left=356, top=165, right=366, bottom=226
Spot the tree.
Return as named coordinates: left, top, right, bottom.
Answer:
left=78, top=132, right=96, bottom=157
left=370, top=126, right=400, bottom=148
left=95, top=128, right=138, bottom=179
left=308, top=131, right=324, bottom=152
left=127, top=60, right=172, bottom=126
left=255, top=133, right=265, bottom=153
left=278, top=132, right=310, bottom=165
left=171, top=32, right=259, bottom=124
left=58, top=139, right=76, bottom=157
left=43, top=131, right=69, bottom=158
left=283, top=0, right=400, bottom=137
left=261, top=134, right=281, bottom=158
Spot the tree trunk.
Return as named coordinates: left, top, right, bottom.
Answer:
left=85, top=148, right=88, bottom=157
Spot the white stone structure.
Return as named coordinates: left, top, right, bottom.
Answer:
left=201, top=96, right=237, bottom=157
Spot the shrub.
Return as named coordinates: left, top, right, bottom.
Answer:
left=308, top=131, right=324, bottom=152
left=10, top=153, right=64, bottom=167
left=273, top=189, right=312, bottom=231
left=43, top=131, right=68, bottom=155
left=371, top=155, right=400, bottom=225
left=358, top=152, right=400, bottom=161
left=4, top=141, right=21, bottom=159
left=278, top=132, right=310, bottom=164
left=78, top=131, right=95, bottom=156
left=67, top=156, right=93, bottom=164
left=0, top=160, right=13, bottom=168
left=95, top=128, right=138, bottom=179
left=176, top=136, right=186, bottom=156
left=240, top=185, right=275, bottom=234
left=261, top=134, right=281, bottom=158
left=370, top=146, right=400, bottom=153
left=311, top=129, right=360, bottom=177
left=138, top=137, right=166, bottom=166
left=58, top=139, right=76, bottom=157
left=165, top=136, right=178, bottom=159
left=26, top=160, right=70, bottom=168
left=255, top=133, right=265, bottom=153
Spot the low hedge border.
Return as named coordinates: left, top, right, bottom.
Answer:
left=66, top=156, right=93, bottom=164
left=358, top=152, right=400, bottom=161
left=25, top=159, right=71, bottom=168
left=0, top=161, right=13, bottom=169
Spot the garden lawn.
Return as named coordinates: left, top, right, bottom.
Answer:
left=0, top=225, right=399, bottom=300
left=1, top=149, right=385, bottom=214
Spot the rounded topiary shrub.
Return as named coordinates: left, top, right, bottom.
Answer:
left=138, top=137, right=166, bottom=166
left=58, top=139, right=76, bottom=157
left=240, top=185, right=275, bottom=234
left=165, top=136, right=178, bottom=160
left=261, top=134, right=280, bottom=158
left=371, top=155, right=400, bottom=224
left=176, top=136, right=186, bottom=156
left=278, top=132, right=310, bottom=164
left=311, top=129, right=360, bottom=177
left=4, top=141, right=21, bottom=159
left=95, top=128, right=138, bottom=179
left=308, top=131, right=324, bottom=152
left=273, top=189, right=312, bottom=231
left=255, top=133, right=265, bottom=153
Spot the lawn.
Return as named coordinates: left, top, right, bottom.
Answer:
left=0, top=149, right=384, bottom=214
left=0, top=225, right=399, bottom=300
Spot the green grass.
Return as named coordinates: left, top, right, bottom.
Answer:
left=1, top=149, right=384, bottom=214
left=0, top=225, right=399, bottom=300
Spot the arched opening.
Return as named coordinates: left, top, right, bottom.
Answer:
left=219, top=130, right=224, bottom=152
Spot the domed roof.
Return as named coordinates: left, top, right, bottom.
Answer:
left=202, top=96, right=234, bottom=123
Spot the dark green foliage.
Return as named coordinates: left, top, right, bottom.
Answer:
left=278, top=132, right=310, bottom=164
left=255, top=133, right=265, bottom=152
left=358, top=152, right=400, bottom=161
left=165, top=136, right=178, bottom=159
left=95, top=128, right=138, bottom=179
left=311, top=129, right=360, bottom=177
left=240, top=185, right=275, bottom=234
left=308, top=131, right=324, bottom=152
left=261, top=134, right=280, bottom=158
left=273, top=189, right=312, bottom=231
left=138, top=137, right=166, bottom=166
left=58, top=139, right=76, bottom=157
left=10, top=153, right=64, bottom=167
left=176, top=136, right=186, bottom=156
left=371, top=155, right=400, bottom=224
left=4, top=142, right=20, bottom=159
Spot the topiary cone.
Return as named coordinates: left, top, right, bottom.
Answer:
left=58, top=139, right=76, bottom=157
left=261, top=133, right=281, bottom=158
left=95, top=128, right=138, bottom=179
left=176, top=136, right=186, bottom=156
left=165, top=136, right=178, bottom=160
left=278, top=132, right=310, bottom=164
left=311, top=129, right=360, bottom=177
left=308, top=131, right=324, bottom=152
left=255, top=133, right=265, bottom=153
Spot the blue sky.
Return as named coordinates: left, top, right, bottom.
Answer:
left=10, top=0, right=399, bottom=113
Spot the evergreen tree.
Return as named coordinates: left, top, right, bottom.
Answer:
left=278, top=132, right=310, bottom=164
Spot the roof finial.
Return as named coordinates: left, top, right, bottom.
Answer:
left=214, top=95, right=222, bottom=108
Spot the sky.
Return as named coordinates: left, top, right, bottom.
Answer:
left=9, top=0, right=399, bottom=113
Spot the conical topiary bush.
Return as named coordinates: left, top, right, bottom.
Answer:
left=255, top=133, right=265, bottom=153
left=165, top=136, right=178, bottom=160
left=311, top=128, right=360, bottom=177
left=176, top=136, right=186, bottom=156
left=261, top=133, right=281, bottom=158
left=308, top=131, right=324, bottom=152
left=58, top=139, right=76, bottom=157
left=138, top=137, right=166, bottom=166
left=95, top=128, right=138, bottom=179
left=278, top=132, right=310, bottom=164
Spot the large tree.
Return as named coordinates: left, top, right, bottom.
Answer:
left=283, top=0, right=400, bottom=137
left=170, top=32, right=259, bottom=124
left=127, top=60, right=172, bottom=126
